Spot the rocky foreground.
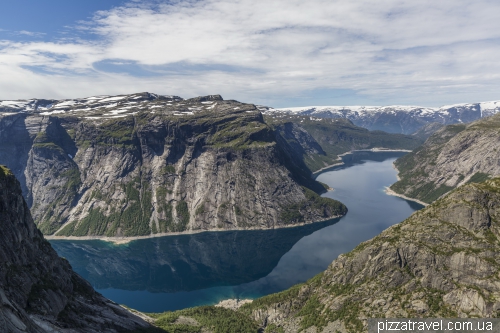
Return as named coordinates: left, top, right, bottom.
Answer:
left=232, top=177, right=500, bottom=332
left=0, top=165, right=154, bottom=332
left=144, top=178, right=500, bottom=332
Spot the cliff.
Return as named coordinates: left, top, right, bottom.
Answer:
left=235, top=177, right=500, bottom=332
left=0, top=166, right=152, bottom=332
left=390, top=113, right=500, bottom=203
left=0, top=95, right=346, bottom=237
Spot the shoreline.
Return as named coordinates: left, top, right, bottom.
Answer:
left=385, top=162, right=428, bottom=206
left=44, top=214, right=344, bottom=245
left=312, top=148, right=412, bottom=175
left=384, top=187, right=428, bottom=206
left=45, top=149, right=412, bottom=245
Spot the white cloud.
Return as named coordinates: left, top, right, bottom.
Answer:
left=17, top=30, right=46, bottom=37
left=1, top=0, right=500, bottom=106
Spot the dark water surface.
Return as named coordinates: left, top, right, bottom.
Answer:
left=50, top=151, right=423, bottom=312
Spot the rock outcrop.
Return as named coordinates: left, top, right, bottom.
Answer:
left=0, top=166, right=152, bottom=332
left=240, top=178, right=500, bottom=332
left=390, top=113, right=500, bottom=203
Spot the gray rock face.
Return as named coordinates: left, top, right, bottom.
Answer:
left=0, top=166, right=151, bottom=332
left=243, top=178, right=500, bottom=332
left=0, top=96, right=346, bottom=237
left=390, top=113, right=500, bottom=204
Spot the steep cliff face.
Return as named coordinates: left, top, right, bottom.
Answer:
left=390, top=113, right=500, bottom=203
left=0, top=96, right=346, bottom=237
left=240, top=178, right=500, bottom=332
left=0, top=166, right=151, bottom=332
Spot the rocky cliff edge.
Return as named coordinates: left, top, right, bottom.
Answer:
left=0, top=165, right=153, bottom=332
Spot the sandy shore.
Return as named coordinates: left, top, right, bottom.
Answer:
left=384, top=187, right=428, bottom=206
left=386, top=162, right=428, bottom=206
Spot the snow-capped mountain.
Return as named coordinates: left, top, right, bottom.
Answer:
left=264, top=102, right=500, bottom=134
left=0, top=92, right=193, bottom=119
left=2, top=92, right=499, bottom=134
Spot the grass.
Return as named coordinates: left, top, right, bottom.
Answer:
left=0, top=165, right=13, bottom=178
left=279, top=187, right=347, bottom=224
left=153, top=306, right=259, bottom=333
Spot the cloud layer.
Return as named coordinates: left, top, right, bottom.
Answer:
left=1, top=0, right=500, bottom=106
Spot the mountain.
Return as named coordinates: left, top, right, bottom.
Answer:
left=0, top=166, right=153, bottom=332
left=390, top=113, right=500, bottom=204
left=226, top=177, right=500, bottom=332
left=149, top=177, right=500, bottom=332
left=410, top=122, right=445, bottom=141
left=264, top=101, right=500, bottom=134
left=0, top=94, right=346, bottom=238
left=265, top=115, right=422, bottom=172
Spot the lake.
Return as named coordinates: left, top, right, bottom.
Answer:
left=50, top=151, right=423, bottom=312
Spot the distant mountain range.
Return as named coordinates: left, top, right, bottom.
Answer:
left=2, top=94, right=499, bottom=134
left=264, top=101, right=500, bottom=134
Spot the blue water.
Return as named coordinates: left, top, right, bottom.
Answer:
left=50, top=151, right=422, bottom=312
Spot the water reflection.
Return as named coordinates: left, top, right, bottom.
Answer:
left=50, top=151, right=424, bottom=312
left=51, top=219, right=339, bottom=293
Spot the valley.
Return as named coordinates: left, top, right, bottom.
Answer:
left=1, top=93, right=499, bottom=333
left=0, top=93, right=422, bottom=239
left=50, top=151, right=421, bottom=313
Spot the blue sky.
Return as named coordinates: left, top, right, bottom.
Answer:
left=1, top=0, right=500, bottom=107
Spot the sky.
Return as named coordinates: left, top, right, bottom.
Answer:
left=1, top=0, right=500, bottom=108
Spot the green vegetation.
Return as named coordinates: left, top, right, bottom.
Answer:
left=195, top=203, right=205, bottom=216
left=96, top=118, right=135, bottom=147
left=203, top=113, right=274, bottom=149
left=265, top=115, right=423, bottom=173
left=175, top=200, right=190, bottom=231
left=57, top=177, right=153, bottom=237
left=61, top=168, right=81, bottom=194
left=264, top=323, right=284, bottom=333
left=153, top=306, right=258, bottom=333
left=240, top=283, right=304, bottom=314
left=280, top=187, right=347, bottom=224
left=0, top=165, right=13, bottom=178
left=467, top=172, right=491, bottom=184
left=390, top=118, right=500, bottom=204
left=161, top=165, right=176, bottom=174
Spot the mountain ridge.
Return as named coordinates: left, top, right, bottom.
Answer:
left=265, top=101, right=500, bottom=134
left=390, top=113, right=500, bottom=204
